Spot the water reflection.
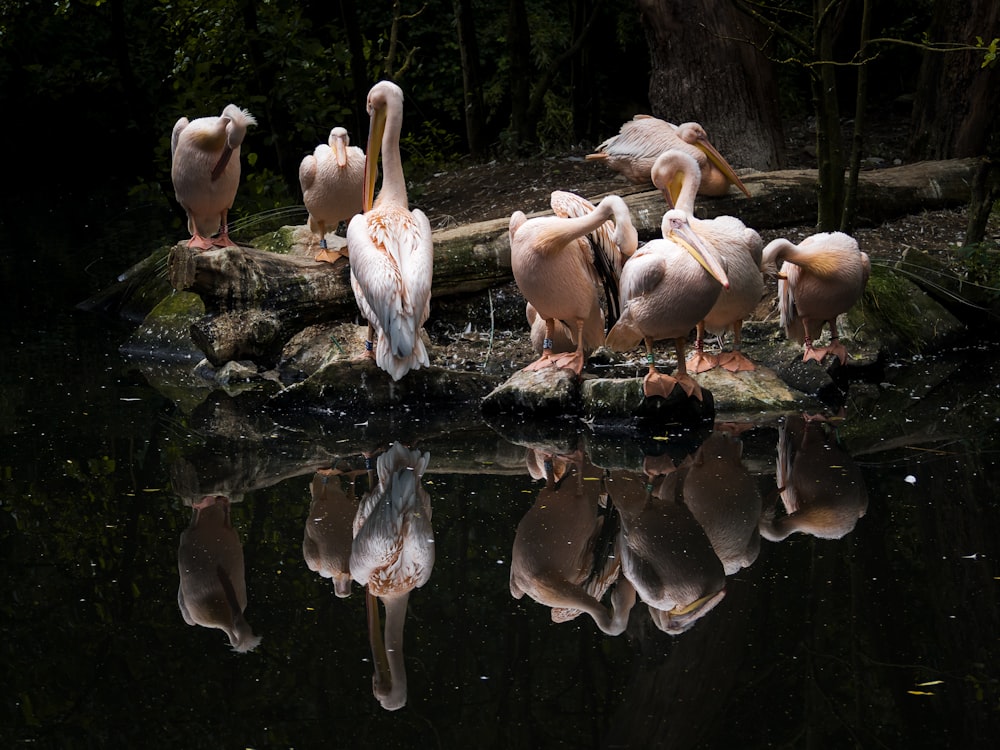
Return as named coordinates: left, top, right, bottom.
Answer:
left=761, top=413, right=869, bottom=541
left=303, top=466, right=363, bottom=597
left=510, top=449, right=635, bottom=635
left=350, top=442, right=434, bottom=711
left=176, top=495, right=263, bottom=653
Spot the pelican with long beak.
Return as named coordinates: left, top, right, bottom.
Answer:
left=347, top=81, right=434, bottom=381
left=587, top=115, right=751, bottom=197
left=652, top=149, right=764, bottom=373
left=605, top=209, right=730, bottom=400
left=171, top=104, right=257, bottom=250
left=299, top=127, right=365, bottom=263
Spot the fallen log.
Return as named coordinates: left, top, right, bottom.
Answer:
left=167, top=159, right=979, bottom=367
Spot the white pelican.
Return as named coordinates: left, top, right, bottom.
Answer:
left=680, top=431, right=762, bottom=575
left=350, top=442, right=434, bottom=711
left=171, top=104, right=257, bottom=250
left=651, top=149, right=764, bottom=373
left=299, top=126, right=365, bottom=263
left=604, top=210, right=730, bottom=401
left=760, top=414, right=868, bottom=541
left=347, top=81, right=434, bottom=381
left=509, top=451, right=635, bottom=635
left=762, top=232, right=871, bottom=364
left=302, top=468, right=360, bottom=598
left=586, top=115, right=751, bottom=197
left=509, top=191, right=638, bottom=375
left=176, top=495, right=262, bottom=653
left=616, top=470, right=727, bottom=635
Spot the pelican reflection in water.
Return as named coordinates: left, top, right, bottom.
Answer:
left=350, top=442, right=434, bottom=711
left=303, top=467, right=364, bottom=598
left=176, top=495, right=262, bottom=653
left=760, top=414, right=868, bottom=541
left=510, top=450, right=635, bottom=635
left=615, top=461, right=727, bottom=635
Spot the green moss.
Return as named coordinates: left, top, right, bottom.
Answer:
left=860, top=265, right=926, bottom=353
left=249, top=225, right=299, bottom=255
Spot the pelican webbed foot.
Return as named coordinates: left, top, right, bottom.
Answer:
left=718, top=351, right=756, bottom=372
left=186, top=233, right=216, bottom=251
left=314, top=247, right=349, bottom=264
left=549, top=349, right=585, bottom=375
left=687, top=349, right=719, bottom=373
left=642, top=370, right=679, bottom=399
left=802, top=343, right=828, bottom=364
left=826, top=338, right=849, bottom=365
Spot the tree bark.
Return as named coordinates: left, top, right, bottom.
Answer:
left=637, top=0, right=785, bottom=171
left=908, top=0, right=1000, bottom=160
left=454, top=0, right=488, bottom=157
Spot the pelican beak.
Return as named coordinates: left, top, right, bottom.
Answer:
left=366, top=589, right=392, bottom=693
left=695, top=137, right=751, bottom=199
left=659, top=171, right=685, bottom=210
left=363, top=104, right=387, bottom=213
left=669, top=218, right=730, bottom=289
left=333, top=136, right=349, bottom=168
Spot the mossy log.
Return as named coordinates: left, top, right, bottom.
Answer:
left=167, top=159, right=979, bottom=368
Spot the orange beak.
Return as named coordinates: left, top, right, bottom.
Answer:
left=695, top=136, right=751, bottom=199
left=362, top=102, right=386, bottom=213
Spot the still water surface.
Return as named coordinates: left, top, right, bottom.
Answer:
left=2, top=234, right=998, bottom=749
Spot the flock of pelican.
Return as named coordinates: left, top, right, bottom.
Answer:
left=169, top=93, right=870, bottom=389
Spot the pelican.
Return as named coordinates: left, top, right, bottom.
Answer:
left=509, top=191, right=638, bottom=374
left=350, top=442, right=434, bottom=711
left=760, top=414, right=868, bottom=541
left=762, top=232, right=871, bottom=364
left=176, top=495, right=262, bottom=653
left=299, top=126, right=365, bottom=263
left=509, top=451, right=635, bottom=635
left=347, top=81, right=433, bottom=381
left=652, top=149, right=764, bottom=373
left=302, top=468, right=360, bottom=598
left=586, top=115, right=752, bottom=197
left=680, top=431, right=762, bottom=575
left=171, top=104, right=257, bottom=250
left=616, top=470, right=727, bottom=635
left=604, top=210, right=730, bottom=401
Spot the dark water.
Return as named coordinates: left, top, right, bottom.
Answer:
left=2, top=228, right=998, bottom=750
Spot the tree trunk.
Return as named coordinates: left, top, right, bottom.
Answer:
left=454, top=0, right=488, bottom=157
left=908, top=0, right=1000, bottom=160
left=637, top=0, right=785, bottom=172
left=812, top=0, right=846, bottom=231
left=507, top=0, right=533, bottom=148
left=841, top=0, right=872, bottom=234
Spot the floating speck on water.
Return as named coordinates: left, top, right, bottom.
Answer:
left=905, top=475, right=917, bottom=484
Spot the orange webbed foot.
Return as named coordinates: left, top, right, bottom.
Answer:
left=718, top=351, right=757, bottom=372
left=687, top=350, right=719, bottom=373
left=315, top=247, right=348, bottom=264
left=802, top=345, right=828, bottom=363
left=642, top=371, right=679, bottom=399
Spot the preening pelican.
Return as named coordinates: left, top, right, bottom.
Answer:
left=762, top=232, right=871, bottom=364
left=177, top=495, right=262, bottom=653
left=651, top=149, right=764, bottom=373
left=299, top=127, right=365, bottom=263
left=604, top=210, right=730, bottom=401
left=347, top=81, right=433, bottom=381
left=759, top=414, right=868, bottom=541
left=509, top=451, right=635, bottom=635
left=509, top=191, right=638, bottom=375
left=350, top=442, right=434, bottom=711
left=587, top=115, right=751, bottom=198
left=171, top=104, right=257, bottom=250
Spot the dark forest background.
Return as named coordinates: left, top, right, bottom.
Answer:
left=0, top=0, right=996, bottom=252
